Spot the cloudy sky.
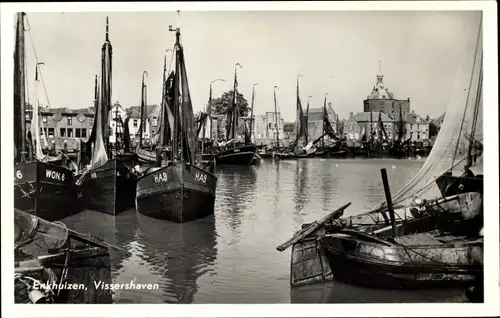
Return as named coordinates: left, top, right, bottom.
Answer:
left=20, top=10, right=481, bottom=121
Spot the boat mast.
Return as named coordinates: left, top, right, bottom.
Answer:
left=14, top=12, right=28, bottom=164
left=139, top=71, right=148, bottom=148
left=101, top=17, right=113, bottom=158
left=274, top=85, right=280, bottom=149
left=231, top=63, right=242, bottom=140
left=322, top=94, right=327, bottom=148
left=169, top=14, right=182, bottom=160
left=296, top=75, right=302, bottom=146
left=249, top=83, right=258, bottom=144
left=305, top=96, right=311, bottom=144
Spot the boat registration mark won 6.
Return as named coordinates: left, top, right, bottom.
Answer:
left=154, top=172, right=168, bottom=183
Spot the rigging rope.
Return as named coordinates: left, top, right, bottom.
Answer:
left=25, top=16, right=52, bottom=110
left=451, top=17, right=482, bottom=169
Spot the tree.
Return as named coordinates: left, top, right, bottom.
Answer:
left=211, top=90, right=250, bottom=117
left=429, top=122, right=439, bottom=137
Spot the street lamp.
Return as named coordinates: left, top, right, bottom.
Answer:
left=207, top=78, right=225, bottom=140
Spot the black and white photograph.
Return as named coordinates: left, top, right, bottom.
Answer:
left=1, top=1, right=498, bottom=317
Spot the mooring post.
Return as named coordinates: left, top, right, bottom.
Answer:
left=380, top=168, right=397, bottom=237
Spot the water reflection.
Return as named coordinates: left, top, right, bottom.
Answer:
left=293, top=160, right=309, bottom=224
left=215, top=166, right=257, bottom=245
left=290, top=281, right=467, bottom=303
left=59, top=158, right=427, bottom=303
left=134, top=213, right=218, bottom=303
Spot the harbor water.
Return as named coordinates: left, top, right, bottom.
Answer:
left=62, top=158, right=466, bottom=303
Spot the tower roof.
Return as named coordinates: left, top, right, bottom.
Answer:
left=367, top=62, right=395, bottom=100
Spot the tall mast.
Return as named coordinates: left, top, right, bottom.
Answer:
left=249, top=83, right=258, bottom=144
left=231, top=63, right=242, bottom=140
left=322, top=94, right=327, bottom=148
left=139, top=71, right=148, bottom=147
left=296, top=75, right=302, bottom=144
left=169, top=13, right=181, bottom=160
left=274, top=85, right=280, bottom=149
left=305, top=96, right=311, bottom=144
left=94, top=75, right=98, bottom=108
left=101, top=16, right=113, bottom=157
left=14, top=12, right=27, bottom=163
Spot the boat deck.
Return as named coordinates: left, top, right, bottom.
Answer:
left=394, top=232, right=444, bottom=246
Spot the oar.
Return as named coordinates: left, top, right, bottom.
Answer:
left=276, top=201, right=351, bottom=252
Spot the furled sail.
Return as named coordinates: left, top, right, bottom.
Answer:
left=90, top=84, right=109, bottom=169
left=378, top=15, right=483, bottom=208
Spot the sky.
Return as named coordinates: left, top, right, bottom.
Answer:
left=19, top=10, right=481, bottom=122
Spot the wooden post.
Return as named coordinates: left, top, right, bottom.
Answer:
left=380, top=168, right=397, bottom=237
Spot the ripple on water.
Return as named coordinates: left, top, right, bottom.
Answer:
left=61, top=158, right=427, bottom=303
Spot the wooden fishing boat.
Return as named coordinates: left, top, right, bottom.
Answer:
left=208, top=143, right=258, bottom=166
left=13, top=13, right=79, bottom=222
left=78, top=18, right=138, bottom=215
left=136, top=18, right=217, bottom=223
left=278, top=18, right=484, bottom=290
left=320, top=229, right=483, bottom=289
left=14, top=209, right=113, bottom=303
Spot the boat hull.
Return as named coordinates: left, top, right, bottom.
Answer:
left=136, top=162, right=217, bottom=223
left=320, top=233, right=483, bottom=289
left=14, top=161, right=78, bottom=222
left=436, top=173, right=483, bottom=197
left=79, top=158, right=138, bottom=215
left=207, top=144, right=257, bottom=166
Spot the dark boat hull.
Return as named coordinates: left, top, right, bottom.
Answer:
left=136, top=162, right=217, bottom=223
left=320, top=234, right=483, bottom=289
left=436, top=173, right=483, bottom=197
left=206, top=144, right=257, bottom=166
left=79, top=158, right=138, bottom=215
left=14, top=161, right=78, bottom=222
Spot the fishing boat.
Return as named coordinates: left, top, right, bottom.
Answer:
left=77, top=18, right=138, bottom=215
left=13, top=13, right=79, bottom=222
left=276, top=77, right=316, bottom=160
left=135, top=17, right=218, bottom=223
left=278, top=16, right=483, bottom=292
left=14, top=209, right=113, bottom=303
left=135, top=58, right=174, bottom=165
left=205, top=63, right=258, bottom=166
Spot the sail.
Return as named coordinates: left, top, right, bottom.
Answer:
left=90, top=84, right=109, bottom=169
left=30, top=83, right=45, bottom=160
left=14, top=12, right=27, bottom=164
left=380, top=17, right=483, bottom=208
left=295, top=79, right=305, bottom=143
left=100, top=18, right=112, bottom=154
left=178, top=45, right=197, bottom=163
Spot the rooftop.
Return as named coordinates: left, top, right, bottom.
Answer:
left=353, top=111, right=394, bottom=122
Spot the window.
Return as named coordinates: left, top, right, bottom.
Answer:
left=48, top=128, right=54, bottom=138
left=133, top=119, right=138, bottom=127
left=152, top=117, right=158, bottom=126
left=268, top=122, right=272, bottom=129
left=67, top=129, right=73, bottom=137
left=81, top=129, right=87, bottom=138
left=60, top=128, right=66, bottom=137
left=42, top=116, right=47, bottom=123
left=67, top=116, right=72, bottom=125
left=75, top=128, right=81, bottom=138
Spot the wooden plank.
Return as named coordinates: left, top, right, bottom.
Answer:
left=277, top=202, right=351, bottom=252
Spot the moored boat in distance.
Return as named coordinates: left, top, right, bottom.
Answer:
left=78, top=18, right=138, bottom=215
left=278, top=16, right=484, bottom=292
left=136, top=16, right=217, bottom=223
left=13, top=12, right=79, bottom=222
